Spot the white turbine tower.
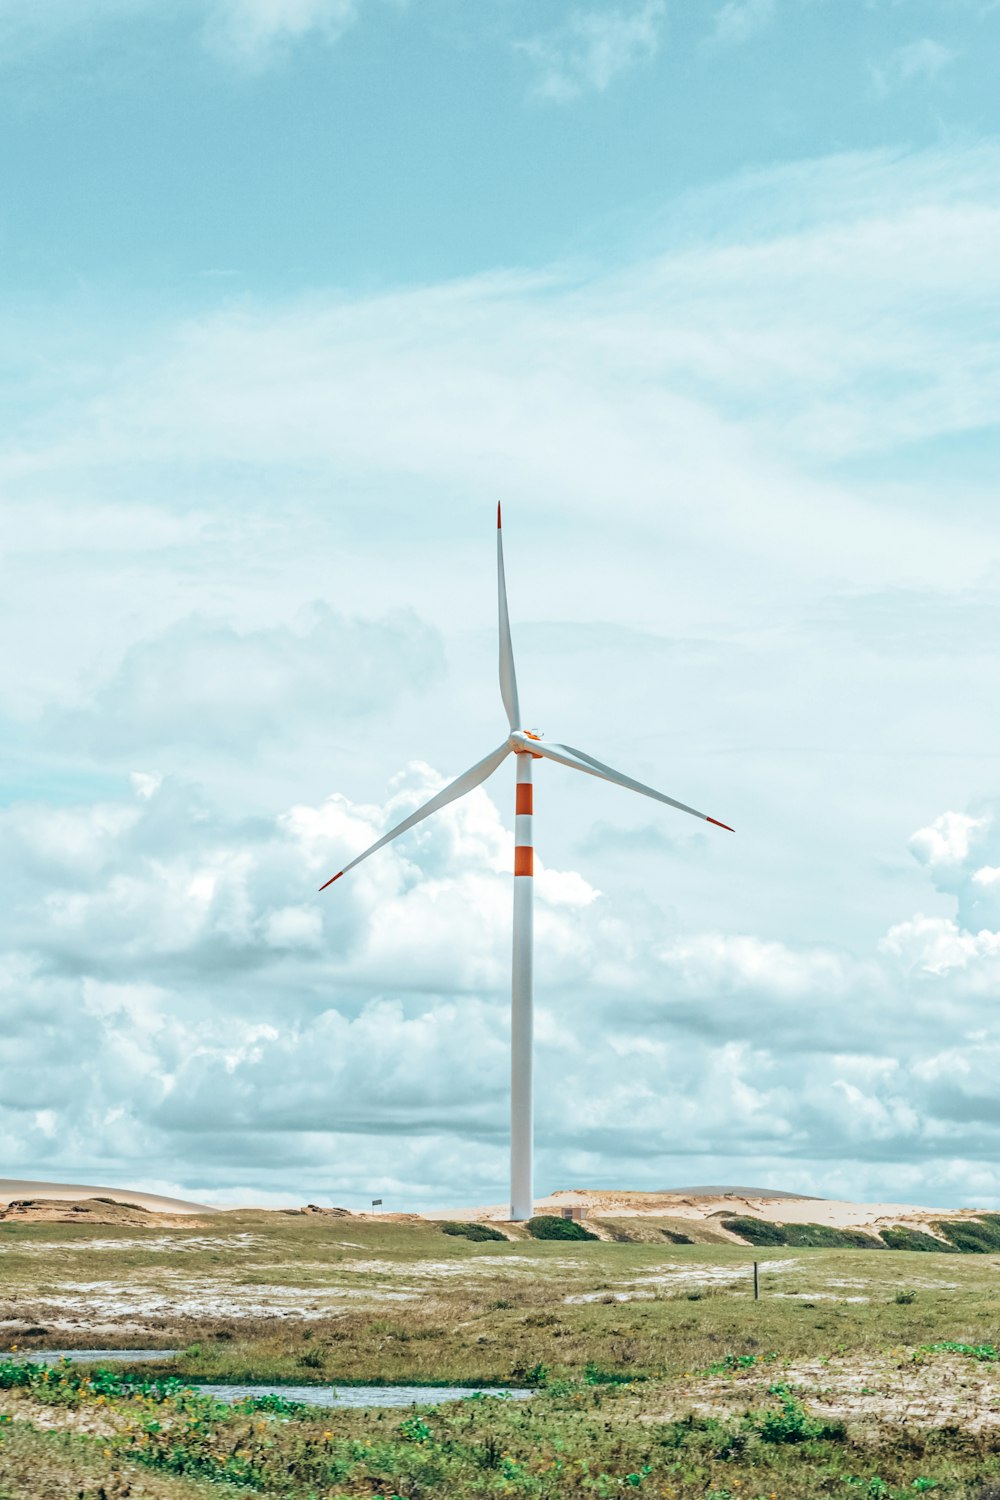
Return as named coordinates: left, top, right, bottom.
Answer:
left=320, top=507, right=734, bottom=1221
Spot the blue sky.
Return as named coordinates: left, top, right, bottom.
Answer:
left=4, top=0, right=1000, bottom=1211
left=3, top=1, right=996, bottom=299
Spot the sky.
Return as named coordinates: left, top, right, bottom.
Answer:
left=4, top=0, right=1000, bottom=1212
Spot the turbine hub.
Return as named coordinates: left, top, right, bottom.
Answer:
left=510, top=729, right=544, bottom=757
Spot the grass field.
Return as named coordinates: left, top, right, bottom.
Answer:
left=3, top=1211, right=1000, bottom=1497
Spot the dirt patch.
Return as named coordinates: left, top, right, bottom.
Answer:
left=0, top=1197, right=208, bottom=1229
left=632, top=1350, right=1000, bottom=1432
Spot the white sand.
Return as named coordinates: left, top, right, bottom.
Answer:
left=0, top=1179, right=212, bottom=1215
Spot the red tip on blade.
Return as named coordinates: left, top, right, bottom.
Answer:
left=707, top=817, right=735, bottom=833
left=497, top=501, right=502, bottom=528
left=319, top=871, right=344, bottom=891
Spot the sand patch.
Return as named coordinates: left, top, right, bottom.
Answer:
left=563, top=1259, right=798, bottom=1304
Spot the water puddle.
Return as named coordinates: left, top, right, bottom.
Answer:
left=201, top=1383, right=535, bottom=1408
left=17, top=1353, right=534, bottom=1408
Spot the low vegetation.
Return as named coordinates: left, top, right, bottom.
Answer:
left=4, top=1350, right=1000, bottom=1498
left=933, top=1215, right=1000, bottom=1253
left=725, top=1216, right=1000, bottom=1254
left=5, top=1210, right=1000, bottom=1496
left=880, top=1227, right=955, bottom=1253
left=526, top=1215, right=599, bottom=1241
left=721, top=1218, right=884, bottom=1249
left=438, top=1221, right=507, bottom=1242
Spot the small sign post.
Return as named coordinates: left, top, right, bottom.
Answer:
left=371, top=1198, right=382, bottom=1213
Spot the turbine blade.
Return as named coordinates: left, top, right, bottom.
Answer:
left=497, top=503, right=521, bottom=730
left=533, top=740, right=734, bottom=832
left=319, top=743, right=511, bottom=890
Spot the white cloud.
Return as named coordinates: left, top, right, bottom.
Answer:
left=203, top=0, right=361, bottom=69
left=910, top=810, right=989, bottom=873
left=870, top=36, right=958, bottom=97
left=896, top=37, right=958, bottom=80
left=708, top=0, right=776, bottom=48
left=0, top=0, right=368, bottom=71
left=518, top=1, right=665, bottom=104
left=4, top=756, right=1000, bottom=1208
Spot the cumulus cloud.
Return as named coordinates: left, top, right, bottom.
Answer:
left=5, top=753, right=1000, bottom=1208
left=517, top=1, right=665, bottom=104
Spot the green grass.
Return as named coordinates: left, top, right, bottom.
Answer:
left=0, top=1414, right=249, bottom=1498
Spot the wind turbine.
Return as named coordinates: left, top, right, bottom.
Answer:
left=320, top=507, right=733, bottom=1221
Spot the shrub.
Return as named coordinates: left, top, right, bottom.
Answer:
left=439, top=1221, right=506, bottom=1242
left=721, top=1217, right=788, bottom=1246
left=894, top=1288, right=918, bottom=1304
left=934, top=1218, right=1000, bottom=1253
left=526, top=1215, right=598, bottom=1241
left=721, top=1218, right=882, bottom=1249
left=880, top=1227, right=955, bottom=1252
left=662, top=1229, right=694, bottom=1244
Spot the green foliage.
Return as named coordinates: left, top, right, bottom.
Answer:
left=707, top=1351, right=777, bottom=1374
left=933, top=1217, right=1000, bottom=1253
left=439, top=1220, right=507, bottom=1242
left=923, top=1340, right=999, bottom=1361
left=661, top=1229, right=694, bottom=1244
left=753, top=1381, right=843, bottom=1444
left=880, top=1227, right=955, bottom=1252
left=894, top=1289, right=918, bottom=1304
left=398, top=1415, right=432, bottom=1442
left=583, top=1362, right=638, bottom=1386
left=526, top=1215, right=598, bottom=1241
left=722, top=1218, right=883, bottom=1249
left=721, top=1216, right=788, bottom=1245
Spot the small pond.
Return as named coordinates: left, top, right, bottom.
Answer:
left=202, top=1383, right=534, bottom=1408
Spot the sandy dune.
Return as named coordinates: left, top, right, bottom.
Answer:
left=426, top=1185, right=991, bottom=1237
left=0, top=1180, right=212, bottom=1216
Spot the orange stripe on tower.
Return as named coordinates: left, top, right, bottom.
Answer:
left=514, top=846, right=534, bottom=877
left=515, top=783, right=533, bottom=815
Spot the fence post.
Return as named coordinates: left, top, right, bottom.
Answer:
left=753, top=1261, right=760, bottom=1301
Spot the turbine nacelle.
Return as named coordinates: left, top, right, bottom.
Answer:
left=510, top=729, right=544, bottom=755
